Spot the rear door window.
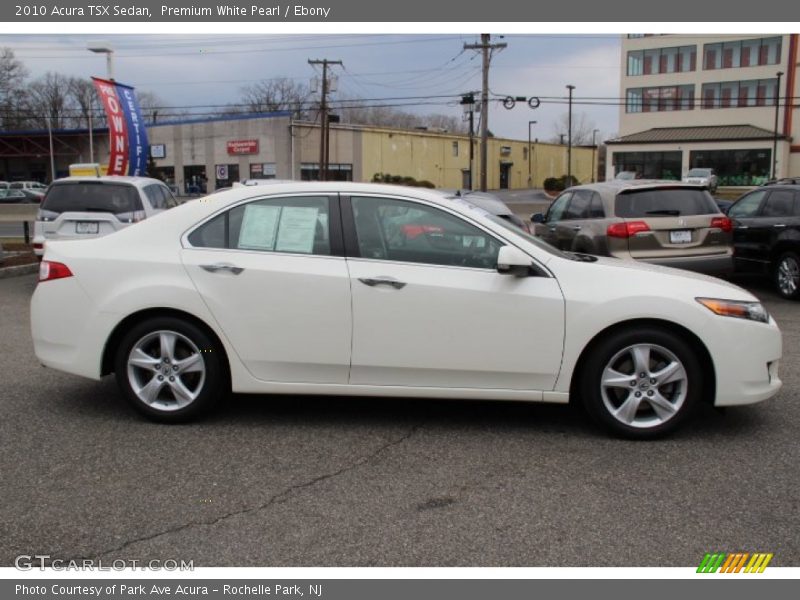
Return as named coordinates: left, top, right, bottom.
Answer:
left=41, top=182, right=142, bottom=215
left=615, top=188, right=718, bottom=217
left=761, top=190, right=796, bottom=217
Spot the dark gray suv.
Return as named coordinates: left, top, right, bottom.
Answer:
left=532, top=180, right=733, bottom=275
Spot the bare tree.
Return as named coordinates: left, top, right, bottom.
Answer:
left=26, top=72, right=80, bottom=129
left=238, top=77, right=311, bottom=117
left=0, top=47, right=28, bottom=129
left=68, top=77, right=102, bottom=130
left=550, top=111, right=600, bottom=146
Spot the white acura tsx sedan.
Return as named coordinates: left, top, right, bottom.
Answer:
left=31, top=182, right=782, bottom=438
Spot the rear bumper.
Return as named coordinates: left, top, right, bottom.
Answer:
left=640, top=252, right=733, bottom=275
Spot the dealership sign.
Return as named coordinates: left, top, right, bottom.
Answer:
left=227, top=139, right=259, bottom=155
left=92, top=77, right=150, bottom=176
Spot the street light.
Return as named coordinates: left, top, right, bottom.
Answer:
left=772, top=71, right=784, bottom=180
left=566, top=84, right=575, bottom=184
left=591, top=128, right=600, bottom=183
left=87, top=41, right=115, bottom=80
left=87, top=41, right=114, bottom=165
left=527, top=120, right=537, bottom=188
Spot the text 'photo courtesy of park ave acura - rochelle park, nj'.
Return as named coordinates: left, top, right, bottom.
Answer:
left=0, top=22, right=799, bottom=592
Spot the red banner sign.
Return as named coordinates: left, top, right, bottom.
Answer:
left=226, top=139, right=259, bottom=155
left=92, top=77, right=128, bottom=175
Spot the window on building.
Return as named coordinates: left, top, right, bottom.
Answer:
left=452, top=141, right=459, bottom=157
left=704, top=37, right=782, bottom=70
left=643, top=48, right=659, bottom=75
left=626, top=85, right=695, bottom=113
left=627, top=51, right=643, bottom=76
left=627, top=45, right=697, bottom=76
left=626, top=88, right=643, bottom=113
left=705, top=43, right=721, bottom=70
left=613, top=151, right=682, bottom=181
left=300, top=163, right=353, bottom=182
left=679, top=46, right=696, bottom=72
left=761, top=37, right=781, bottom=65
left=689, top=149, right=771, bottom=186
left=702, top=78, right=778, bottom=109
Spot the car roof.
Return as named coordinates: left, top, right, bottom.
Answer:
left=51, top=175, right=166, bottom=189
left=569, top=180, right=707, bottom=195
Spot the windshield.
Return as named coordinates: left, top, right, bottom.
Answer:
left=42, top=182, right=142, bottom=215
left=615, top=188, right=719, bottom=218
left=485, top=213, right=568, bottom=258
left=687, top=169, right=711, bottom=177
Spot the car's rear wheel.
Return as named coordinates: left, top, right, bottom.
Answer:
left=579, top=327, right=702, bottom=439
left=774, top=252, right=800, bottom=300
left=114, top=317, right=225, bottom=422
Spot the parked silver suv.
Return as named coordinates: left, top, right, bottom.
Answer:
left=532, top=180, right=733, bottom=275
left=33, top=176, right=178, bottom=256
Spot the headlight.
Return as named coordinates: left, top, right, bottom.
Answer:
left=696, top=298, right=770, bottom=323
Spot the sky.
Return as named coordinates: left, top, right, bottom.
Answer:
left=0, top=33, right=622, bottom=141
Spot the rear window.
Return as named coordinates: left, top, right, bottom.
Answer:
left=615, top=188, right=719, bottom=218
left=41, top=182, right=142, bottom=215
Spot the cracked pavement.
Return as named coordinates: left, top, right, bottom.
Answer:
left=2, top=273, right=799, bottom=566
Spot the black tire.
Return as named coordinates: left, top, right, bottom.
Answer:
left=578, top=327, right=703, bottom=439
left=773, top=251, right=800, bottom=300
left=114, top=316, right=226, bottom=422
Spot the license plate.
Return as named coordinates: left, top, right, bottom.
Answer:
left=670, top=230, right=692, bottom=244
left=75, top=221, right=99, bottom=234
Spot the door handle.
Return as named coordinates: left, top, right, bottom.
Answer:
left=200, top=263, right=245, bottom=275
left=773, top=224, right=787, bottom=228
left=358, top=276, right=406, bottom=289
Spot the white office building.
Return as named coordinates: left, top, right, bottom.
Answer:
left=606, top=34, right=799, bottom=185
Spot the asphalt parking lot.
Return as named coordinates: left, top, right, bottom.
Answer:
left=1, top=272, right=798, bottom=567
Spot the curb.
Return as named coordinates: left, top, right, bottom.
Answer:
left=0, top=263, right=39, bottom=279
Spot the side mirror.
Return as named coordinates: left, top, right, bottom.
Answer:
left=531, top=213, right=545, bottom=223
left=496, top=245, right=532, bottom=277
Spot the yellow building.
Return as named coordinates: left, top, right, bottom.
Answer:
left=293, top=121, right=595, bottom=190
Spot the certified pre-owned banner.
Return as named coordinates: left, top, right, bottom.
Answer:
left=91, top=77, right=150, bottom=176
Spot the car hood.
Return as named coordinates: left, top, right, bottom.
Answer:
left=570, top=254, right=755, bottom=300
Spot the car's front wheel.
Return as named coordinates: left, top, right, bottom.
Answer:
left=774, top=251, right=800, bottom=300
left=579, top=327, right=703, bottom=439
left=114, top=317, right=225, bottom=422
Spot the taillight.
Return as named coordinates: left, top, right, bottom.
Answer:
left=39, top=261, right=73, bottom=282
left=33, top=243, right=44, bottom=251
left=710, top=216, right=732, bottom=233
left=607, top=221, right=651, bottom=238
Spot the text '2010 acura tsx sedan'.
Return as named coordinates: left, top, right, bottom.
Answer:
left=30, top=182, right=782, bottom=438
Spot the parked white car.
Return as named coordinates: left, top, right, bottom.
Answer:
left=33, top=176, right=178, bottom=256
left=683, top=168, right=719, bottom=193
left=30, top=182, right=782, bottom=438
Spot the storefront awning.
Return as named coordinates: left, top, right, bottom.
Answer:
left=607, top=125, right=790, bottom=145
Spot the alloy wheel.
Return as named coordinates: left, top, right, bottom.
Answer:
left=777, top=256, right=800, bottom=298
left=600, top=343, right=688, bottom=429
left=126, top=330, right=206, bottom=411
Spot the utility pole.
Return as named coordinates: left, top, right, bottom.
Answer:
left=566, top=84, right=575, bottom=185
left=465, top=34, right=506, bottom=192
left=309, top=59, right=342, bottom=181
left=591, top=128, right=599, bottom=183
left=461, top=93, right=476, bottom=190
left=772, top=71, right=784, bottom=180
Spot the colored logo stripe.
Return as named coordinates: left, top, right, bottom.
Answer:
left=697, top=552, right=773, bottom=573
